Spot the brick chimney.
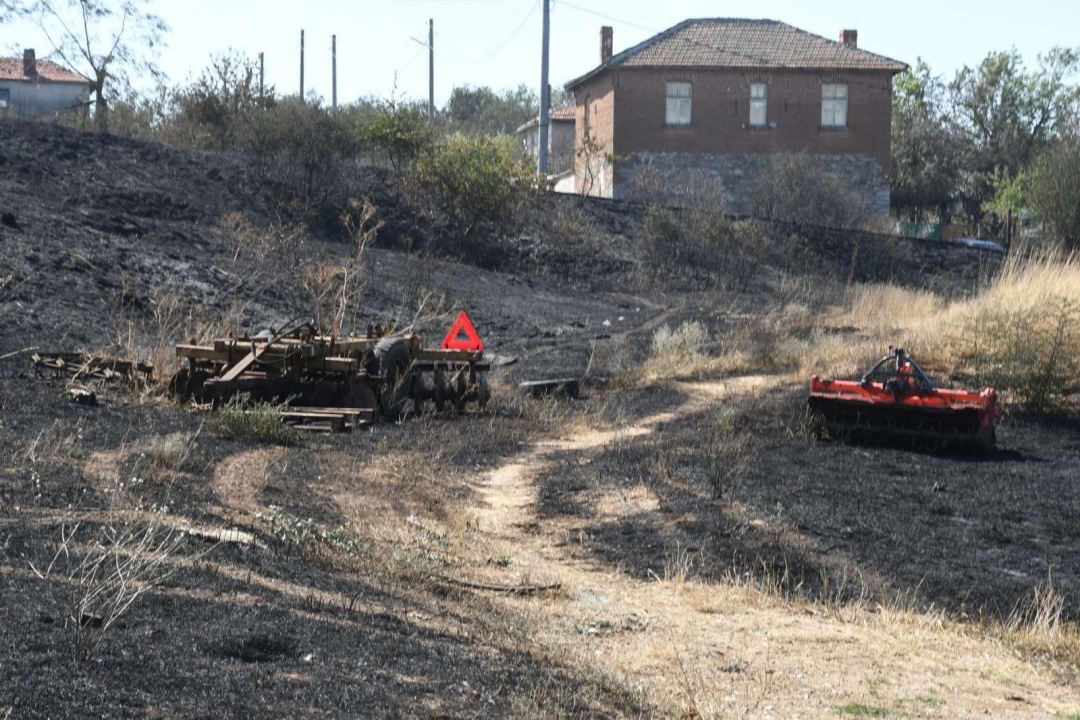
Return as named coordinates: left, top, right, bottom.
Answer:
left=23, top=48, right=37, bottom=78
left=601, top=26, right=613, bottom=63
left=840, top=30, right=858, bottom=48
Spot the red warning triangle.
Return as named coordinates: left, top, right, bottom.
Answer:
left=441, top=310, right=484, bottom=351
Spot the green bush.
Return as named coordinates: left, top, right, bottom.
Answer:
left=409, top=132, right=540, bottom=233
left=217, top=395, right=302, bottom=446
left=1029, top=138, right=1080, bottom=250
left=361, top=100, right=433, bottom=173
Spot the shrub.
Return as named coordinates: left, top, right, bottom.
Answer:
left=409, top=132, right=541, bottom=233
left=303, top=198, right=382, bottom=336
left=749, top=153, right=874, bottom=230
left=361, top=99, right=433, bottom=173
left=143, top=431, right=198, bottom=472
left=32, top=522, right=188, bottom=662
left=168, top=51, right=273, bottom=150
left=217, top=395, right=302, bottom=446
left=650, top=321, right=710, bottom=369
left=248, top=98, right=361, bottom=204
left=643, top=205, right=679, bottom=243
left=967, top=298, right=1080, bottom=411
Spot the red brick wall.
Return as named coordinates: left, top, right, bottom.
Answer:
left=608, top=67, right=895, bottom=173
left=573, top=74, right=616, bottom=196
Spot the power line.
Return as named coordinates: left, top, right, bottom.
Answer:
left=435, top=0, right=539, bottom=66
left=398, top=45, right=424, bottom=73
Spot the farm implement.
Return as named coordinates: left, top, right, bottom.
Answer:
left=808, top=347, right=1000, bottom=451
left=170, top=311, right=490, bottom=431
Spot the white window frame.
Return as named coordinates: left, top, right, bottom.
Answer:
left=666, top=81, right=692, bottom=126
left=821, top=83, right=848, bottom=128
left=749, top=82, right=767, bottom=127
left=0, top=88, right=10, bottom=108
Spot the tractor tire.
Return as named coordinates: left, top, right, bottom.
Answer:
left=373, top=339, right=413, bottom=420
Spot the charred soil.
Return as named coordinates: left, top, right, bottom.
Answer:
left=1, top=120, right=1076, bottom=718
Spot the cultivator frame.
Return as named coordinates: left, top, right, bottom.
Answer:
left=808, top=347, right=1000, bottom=451
left=171, top=320, right=490, bottom=431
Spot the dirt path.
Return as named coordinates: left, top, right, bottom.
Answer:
left=470, top=375, right=1080, bottom=718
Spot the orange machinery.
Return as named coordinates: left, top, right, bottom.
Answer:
left=808, top=348, right=1000, bottom=451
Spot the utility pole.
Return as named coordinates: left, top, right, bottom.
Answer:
left=300, top=29, right=305, bottom=104
left=538, top=0, right=551, bottom=175
left=332, top=35, right=338, bottom=111
left=428, top=19, right=435, bottom=123
left=258, top=52, right=264, bottom=98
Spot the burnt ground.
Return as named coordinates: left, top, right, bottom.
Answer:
left=536, top=384, right=1080, bottom=621
left=0, top=119, right=1073, bottom=717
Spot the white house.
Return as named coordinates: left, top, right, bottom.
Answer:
left=0, top=49, right=92, bottom=120
left=515, top=105, right=577, bottom=176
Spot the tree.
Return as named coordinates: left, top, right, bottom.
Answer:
left=947, top=48, right=1080, bottom=218
left=444, top=84, right=538, bottom=135
left=28, top=0, right=168, bottom=132
left=890, top=60, right=965, bottom=217
left=1028, top=136, right=1080, bottom=249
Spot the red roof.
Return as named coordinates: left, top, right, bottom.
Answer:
left=0, top=57, right=92, bottom=84
left=550, top=105, right=576, bottom=121
left=566, top=18, right=907, bottom=89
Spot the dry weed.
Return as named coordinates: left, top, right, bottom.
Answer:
left=31, top=521, right=190, bottom=662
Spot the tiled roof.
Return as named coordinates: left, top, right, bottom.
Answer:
left=550, top=105, right=576, bottom=120
left=0, top=57, right=92, bottom=84
left=566, top=18, right=907, bottom=89
left=515, top=105, right=577, bottom=133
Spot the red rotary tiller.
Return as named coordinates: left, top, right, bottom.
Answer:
left=808, top=347, right=1000, bottom=451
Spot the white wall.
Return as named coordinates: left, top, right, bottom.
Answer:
left=0, top=80, right=89, bottom=120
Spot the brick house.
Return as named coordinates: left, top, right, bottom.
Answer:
left=563, top=19, right=907, bottom=213
left=0, top=49, right=92, bottom=121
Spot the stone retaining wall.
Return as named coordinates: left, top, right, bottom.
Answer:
left=616, top=152, right=891, bottom=216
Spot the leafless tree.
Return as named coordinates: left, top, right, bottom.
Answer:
left=27, top=0, right=168, bottom=132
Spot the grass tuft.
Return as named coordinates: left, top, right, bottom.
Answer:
left=217, top=395, right=302, bottom=446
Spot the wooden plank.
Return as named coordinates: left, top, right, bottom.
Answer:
left=414, top=349, right=484, bottom=363
left=279, top=411, right=349, bottom=420
left=287, top=406, right=374, bottom=416
left=178, top=345, right=362, bottom=375
left=413, top=361, right=490, bottom=372
left=218, top=344, right=267, bottom=384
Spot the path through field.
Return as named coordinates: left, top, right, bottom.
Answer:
left=471, top=375, right=1080, bottom=718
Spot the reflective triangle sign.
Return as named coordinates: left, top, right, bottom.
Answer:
left=441, top=310, right=484, bottom=351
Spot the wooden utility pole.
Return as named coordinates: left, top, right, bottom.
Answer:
left=538, top=0, right=551, bottom=175
left=300, top=29, right=305, bottom=103
left=428, top=19, right=435, bottom=123
left=332, top=35, right=338, bottom=111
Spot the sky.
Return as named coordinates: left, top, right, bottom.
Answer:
left=5, top=0, right=1080, bottom=106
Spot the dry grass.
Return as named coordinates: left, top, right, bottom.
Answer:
left=710, top=251, right=1080, bottom=410
left=990, top=576, right=1080, bottom=668
left=639, top=321, right=717, bottom=382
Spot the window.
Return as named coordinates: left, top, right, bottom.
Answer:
left=584, top=93, right=591, bottom=136
left=821, top=83, right=848, bottom=128
left=0, top=89, right=9, bottom=108
left=666, top=82, right=691, bottom=126
left=749, top=82, right=767, bottom=127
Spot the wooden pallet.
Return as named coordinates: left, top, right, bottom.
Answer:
left=277, top=406, right=376, bottom=432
